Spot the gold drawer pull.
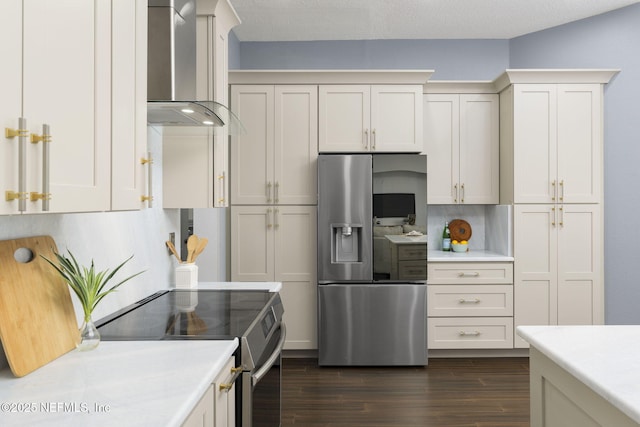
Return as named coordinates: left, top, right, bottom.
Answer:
left=459, top=330, right=481, bottom=337
left=458, top=298, right=480, bottom=304
left=219, top=365, right=243, bottom=392
left=458, top=272, right=480, bottom=277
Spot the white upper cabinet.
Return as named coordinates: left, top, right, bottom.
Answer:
left=502, top=83, right=603, bottom=205
left=23, top=0, right=111, bottom=213
left=319, top=85, right=423, bottom=152
left=231, top=85, right=318, bottom=206
left=162, top=1, right=240, bottom=208
left=1, top=0, right=147, bottom=214
left=111, top=0, right=148, bottom=211
left=424, top=93, right=499, bottom=205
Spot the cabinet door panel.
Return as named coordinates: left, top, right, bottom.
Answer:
left=514, top=205, right=558, bottom=347
left=230, top=206, right=274, bottom=282
left=557, top=204, right=602, bottom=324
left=24, top=0, right=110, bottom=212
left=231, top=86, right=274, bottom=204
left=0, top=0, right=22, bottom=215
left=318, top=85, right=370, bottom=152
left=111, top=0, right=147, bottom=211
left=371, top=85, right=422, bottom=152
left=557, top=85, right=602, bottom=203
left=280, top=281, right=317, bottom=350
left=274, top=206, right=316, bottom=282
left=274, top=86, right=318, bottom=205
left=513, top=85, right=557, bottom=204
left=424, top=94, right=458, bottom=204
left=459, top=94, right=499, bottom=204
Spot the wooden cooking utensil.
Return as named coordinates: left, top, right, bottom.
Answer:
left=191, top=237, right=208, bottom=263
left=0, top=236, right=79, bottom=377
left=165, top=240, right=181, bottom=263
left=186, top=235, right=199, bottom=263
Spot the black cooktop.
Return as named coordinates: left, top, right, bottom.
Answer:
left=96, top=289, right=277, bottom=340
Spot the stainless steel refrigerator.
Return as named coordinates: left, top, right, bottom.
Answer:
left=317, top=154, right=428, bottom=366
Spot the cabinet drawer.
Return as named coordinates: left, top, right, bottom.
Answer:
left=428, top=285, right=513, bottom=317
left=428, top=317, right=514, bottom=349
left=398, top=261, right=427, bottom=280
left=427, top=262, right=513, bottom=284
left=398, top=245, right=427, bottom=260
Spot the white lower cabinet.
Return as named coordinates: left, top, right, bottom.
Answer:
left=183, top=357, right=236, bottom=427
left=231, top=205, right=317, bottom=350
left=514, top=204, right=603, bottom=348
left=427, top=262, right=514, bottom=349
left=184, top=385, right=214, bottom=427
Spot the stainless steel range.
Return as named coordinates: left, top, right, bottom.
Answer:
left=96, top=289, right=285, bottom=427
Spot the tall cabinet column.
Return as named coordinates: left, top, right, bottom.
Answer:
left=230, top=84, right=318, bottom=350
left=497, top=70, right=617, bottom=348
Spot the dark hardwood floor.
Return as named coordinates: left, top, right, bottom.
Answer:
left=281, top=357, right=530, bottom=427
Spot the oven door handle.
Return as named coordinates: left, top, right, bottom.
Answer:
left=252, top=322, right=286, bottom=387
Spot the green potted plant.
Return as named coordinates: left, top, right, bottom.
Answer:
left=43, top=250, right=145, bottom=351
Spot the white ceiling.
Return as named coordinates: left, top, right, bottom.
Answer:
left=229, top=0, right=640, bottom=42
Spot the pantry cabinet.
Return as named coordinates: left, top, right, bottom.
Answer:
left=318, top=85, right=423, bottom=152
left=497, top=70, right=616, bottom=349
left=1, top=0, right=148, bottom=215
left=424, top=93, right=499, bottom=204
left=427, top=262, right=514, bottom=349
left=231, top=205, right=317, bottom=350
left=500, top=83, right=602, bottom=205
left=513, top=204, right=603, bottom=348
left=230, top=85, right=318, bottom=205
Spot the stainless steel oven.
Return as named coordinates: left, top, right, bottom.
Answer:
left=96, top=289, right=285, bottom=427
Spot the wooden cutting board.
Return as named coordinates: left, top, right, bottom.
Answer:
left=449, top=219, right=472, bottom=242
left=0, top=236, right=79, bottom=377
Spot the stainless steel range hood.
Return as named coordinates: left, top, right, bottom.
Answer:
left=148, top=0, right=242, bottom=132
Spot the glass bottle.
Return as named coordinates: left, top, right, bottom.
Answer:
left=442, top=221, right=451, bottom=251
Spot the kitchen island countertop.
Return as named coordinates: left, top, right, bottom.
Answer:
left=0, top=340, right=238, bottom=427
left=518, top=325, right=640, bottom=424
left=428, top=249, right=513, bottom=262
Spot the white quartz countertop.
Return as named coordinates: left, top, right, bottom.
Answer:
left=189, top=282, right=282, bottom=292
left=517, top=325, right=640, bottom=424
left=428, top=249, right=513, bottom=262
left=0, top=340, right=238, bottom=427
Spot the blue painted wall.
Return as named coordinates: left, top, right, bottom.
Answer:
left=233, top=39, right=509, bottom=80
left=230, top=3, right=640, bottom=324
left=510, top=4, right=640, bottom=324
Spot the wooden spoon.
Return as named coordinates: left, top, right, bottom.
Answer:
left=186, top=234, right=199, bottom=263
left=165, top=241, right=181, bottom=263
left=191, top=237, right=208, bottom=263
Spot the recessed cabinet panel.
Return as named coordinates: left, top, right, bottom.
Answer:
left=0, top=0, right=22, bottom=215
left=371, top=86, right=423, bottom=152
left=231, top=206, right=274, bottom=282
left=231, top=86, right=274, bottom=205
left=274, top=86, right=318, bottom=205
left=513, top=85, right=557, bottom=204
left=24, top=0, right=110, bottom=213
left=557, top=85, right=602, bottom=203
left=428, top=317, right=514, bottom=349
left=318, top=85, right=370, bottom=152
left=424, top=95, right=459, bottom=204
